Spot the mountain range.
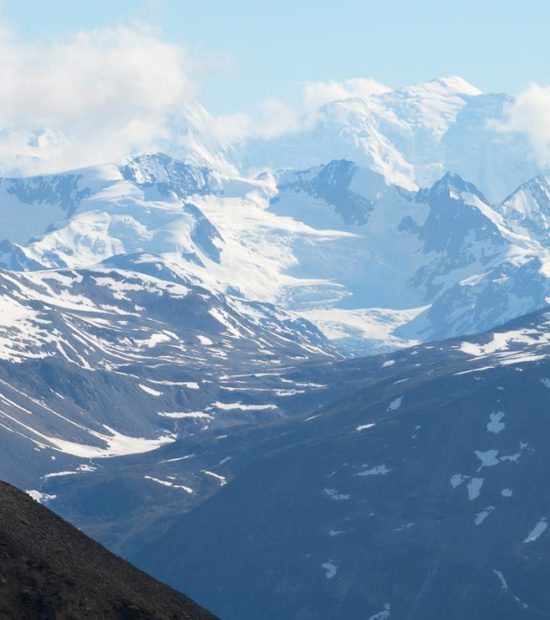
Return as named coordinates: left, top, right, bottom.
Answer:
left=0, top=75, right=548, bottom=619
left=239, top=76, right=536, bottom=204
left=0, top=147, right=547, bottom=357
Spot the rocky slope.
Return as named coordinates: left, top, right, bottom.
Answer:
left=0, top=481, right=215, bottom=619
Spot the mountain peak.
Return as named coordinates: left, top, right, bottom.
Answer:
left=497, top=173, right=550, bottom=239
left=430, top=171, right=486, bottom=200
left=431, top=171, right=469, bottom=192
left=428, top=75, right=482, bottom=96
left=119, top=152, right=217, bottom=198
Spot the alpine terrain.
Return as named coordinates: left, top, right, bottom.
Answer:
left=0, top=74, right=548, bottom=619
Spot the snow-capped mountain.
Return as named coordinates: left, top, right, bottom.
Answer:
left=0, top=263, right=333, bottom=490
left=269, top=160, right=549, bottom=350
left=0, top=148, right=546, bottom=514
left=240, top=77, right=537, bottom=202
left=128, top=308, right=550, bottom=620
left=0, top=73, right=549, bottom=620
left=497, top=175, right=550, bottom=241
left=0, top=153, right=547, bottom=355
left=3, top=77, right=543, bottom=205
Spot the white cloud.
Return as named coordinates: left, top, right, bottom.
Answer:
left=499, top=83, right=550, bottom=167
left=208, top=113, right=251, bottom=143
left=302, top=77, right=390, bottom=110
left=0, top=23, right=214, bottom=175
left=216, top=76, right=390, bottom=143
left=0, top=19, right=392, bottom=174
left=254, top=97, right=303, bottom=139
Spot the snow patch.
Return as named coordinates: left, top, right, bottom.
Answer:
left=139, top=384, right=163, bottom=397
left=144, top=476, right=193, bottom=494
left=475, top=449, right=500, bottom=470
left=475, top=506, right=495, bottom=526
left=450, top=474, right=466, bottom=488
left=202, top=470, right=227, bottom=485
left=387, top=397, right=403, bottom=412
left=524, top=518, right=548, bottom=543
left=321, top=561, right=337, bottom=579
left=493, top=570, right=508, bottom=590
left=467, top=477, right=484, bottom=500
left=368, top=604, right=391, bottom=620
left=358, top=464, right=391, bottom=476
left=27, top=490, right=57, bottom=504
left=487, top=411, right=505, bottom=434
left=210, top=401, right=277, bottom=411
left=356, top=423, right=376, bottom=432
left=324, top=488, right=350, bottom=501
left=45, top=426, right=175, bottom=458
left=158, top=411, right=213, bottom=420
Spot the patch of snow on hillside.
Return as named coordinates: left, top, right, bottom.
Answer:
left=209, top=401, right=277, bottom=411
left=368, top=603, right=391, bottom=620
left=475, top=506, right=495, bottom=525
left=322, top=561, right=338, bottom=579
left=157, top=411, right=213, bottom=420
left=144, top=475, right=193, bottom=493
left=387, top=397, right=403, bottom=412
left=46, top=426, right=175, bottom=458
left=356, top=423, right=376, bottom=431
left=324, top=488, right=350, bottom=501
left=475, top=450, right=500, bottom=469
left=524, top=518, right=548, bottom=543
left=467, top=477, right=484, bottom=500
left=460, top=329, right=546, bottom=357
left=202, top=470, right=227, bottom=485
left=26, top=490, right=57, bottom=504
left=139, top=384, right=163, bottom=396
left=358, top=464, right=391, bottom=476
left=487, top=412, right=505, bottom=434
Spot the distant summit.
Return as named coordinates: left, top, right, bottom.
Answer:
left=240, top=76, right=535, bottom=202
left=427, top=75, right=482, bottom=96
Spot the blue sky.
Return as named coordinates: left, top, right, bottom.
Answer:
left=3, top=0, right=550, bottom=115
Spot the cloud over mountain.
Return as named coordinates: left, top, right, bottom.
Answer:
left=499, top=83, right=550, bottom=167
left=0, top=22, right=205, bottom=174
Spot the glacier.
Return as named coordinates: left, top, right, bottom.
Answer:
left=0, top=149, right=546, bottom=355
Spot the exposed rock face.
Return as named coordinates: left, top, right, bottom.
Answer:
left=0, top=481, right=216, bottom=620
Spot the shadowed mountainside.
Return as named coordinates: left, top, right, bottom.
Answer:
left=0, top=481, right=216, bottom=620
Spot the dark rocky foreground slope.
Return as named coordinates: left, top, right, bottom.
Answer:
left=0, top=481, right=215, bottom=620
